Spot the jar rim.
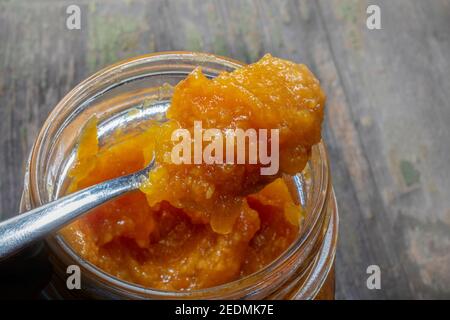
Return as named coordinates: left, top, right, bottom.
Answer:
left=26, top=52, right=332, bottom=299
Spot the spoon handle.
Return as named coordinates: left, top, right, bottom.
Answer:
left=0, top=171, right=142, bottom=260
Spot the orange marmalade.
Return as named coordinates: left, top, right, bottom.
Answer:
left=61, top=54, right=325, bottom=290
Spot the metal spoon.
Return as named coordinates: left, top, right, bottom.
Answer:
left=0, top=157, right=155, bottom=260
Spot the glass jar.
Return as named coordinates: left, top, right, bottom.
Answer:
left=20, top=52, right=339, bottom=299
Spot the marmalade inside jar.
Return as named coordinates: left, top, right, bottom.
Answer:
left=61, top=54, right=325, bottom=290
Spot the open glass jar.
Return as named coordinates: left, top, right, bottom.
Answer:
left=20, top=52, right=338, bottom=299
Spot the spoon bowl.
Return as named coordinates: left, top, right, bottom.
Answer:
left=0, top=156, right=155, bottom=260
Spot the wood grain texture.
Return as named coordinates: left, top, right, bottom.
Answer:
left=0, top=0, right=449, bottom=299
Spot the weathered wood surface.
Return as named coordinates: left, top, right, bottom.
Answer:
left=0, top=0, right=449, bottom=299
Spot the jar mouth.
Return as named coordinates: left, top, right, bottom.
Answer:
left=26, top=52, right=332, bottom=299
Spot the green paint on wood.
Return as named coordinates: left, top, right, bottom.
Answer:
left=337, top=0, right=362, bottom=51
left=340, top=2, right=358, bottom=24
left=400, top=160, right=421, bottom=187
left=185, top=24, right=203, bottom=52
left=88, top=1, right=97, bottom=14
left=87, top=10, right=140, bottom=72
left=212, top=34, right=228, bottom=56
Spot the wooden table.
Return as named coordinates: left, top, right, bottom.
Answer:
left=1, top=0, right=449, bottom=299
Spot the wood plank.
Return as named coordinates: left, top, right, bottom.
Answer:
left=317, top=0, right=450, bottom=298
